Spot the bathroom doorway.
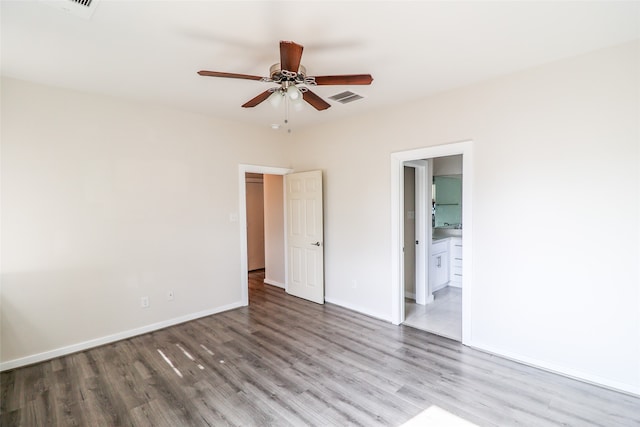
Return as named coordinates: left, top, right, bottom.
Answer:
left=390, top=141, right=472, bottom=344
left=403, top=155, right=463, bottom=341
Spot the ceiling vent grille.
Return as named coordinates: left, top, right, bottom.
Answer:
left=329, top=91, right=364, bottom=104
left=40, top=0, right=101, bottom=19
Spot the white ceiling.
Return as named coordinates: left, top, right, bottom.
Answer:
left=2, top=1, right=639, bottom=130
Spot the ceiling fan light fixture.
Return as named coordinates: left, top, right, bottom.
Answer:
left=268, top=90, right=284, bottom=108
left=197, top=40, right=372, bottom=113
left=292, top=96, right=305, bottom=112
left=287, top=84, right=301, bottom=101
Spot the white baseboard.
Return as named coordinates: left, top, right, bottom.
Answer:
left=324, top=296, right=392, bottom=323
left=468, top=340, right=640, bottom=398
left=0, top=301, right=244, bottom=372
left=264, top=278, right=285, bottom=289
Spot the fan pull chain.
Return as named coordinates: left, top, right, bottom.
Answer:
left=285, top=94, right=292, bottom=133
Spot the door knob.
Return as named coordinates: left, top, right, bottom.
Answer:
left=311, top=242, right=321, bottom=246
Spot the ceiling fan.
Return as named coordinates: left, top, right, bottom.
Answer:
left=197, top=40, right=373, bottom=111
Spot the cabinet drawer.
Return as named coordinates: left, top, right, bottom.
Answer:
left=452, top=245, right=463, bottom=258
left=450, top=238, right=463, bottom=258
left=452, top=257, right=463, bottom=268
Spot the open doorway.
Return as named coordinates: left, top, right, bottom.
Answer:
left=403, top=155, right=463, bottom=341
left=245, top=173, right=286, bottom=285
left=239, top=165, right=326, bottom=306
left=390, top=141, right=473, bottom=344
left=238, top=165, right=291, bottom=306
left=245, top=172, right=286, bottom=304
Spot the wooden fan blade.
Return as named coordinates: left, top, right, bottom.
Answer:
left=198, top=70, right=263, bottom=81
left=280, top=41, right=304, bottom=73
left=242, top=90, right=272, bottom=108
left=303, top=89, right=331, bottom=111
left=312, top=74, right=373, bottom=85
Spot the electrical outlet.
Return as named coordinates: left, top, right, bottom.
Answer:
left=351, top=279, right=358, bottom=289
left=140, top=296, right=149, bottom=308
left=167, top=290, right=174, bottom=301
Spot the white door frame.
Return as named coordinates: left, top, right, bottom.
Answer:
left=238, top=164, right=293, bottom=306
left=390, top=141, right=473, bottom=344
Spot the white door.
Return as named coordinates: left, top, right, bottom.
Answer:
left=285, top=170, right=324, bottom=304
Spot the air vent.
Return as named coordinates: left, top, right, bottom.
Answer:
left=40, top=0, right=101, bottom=19
left=329, top=91, right=364, bottom=104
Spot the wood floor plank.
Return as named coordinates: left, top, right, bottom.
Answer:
left=2, top=270, right=639, bottom=426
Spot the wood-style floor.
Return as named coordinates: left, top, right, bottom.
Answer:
left=2, top=271, right=639, bottom=426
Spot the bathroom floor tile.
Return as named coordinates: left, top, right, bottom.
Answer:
left=404, top=286, right=462, bottom=341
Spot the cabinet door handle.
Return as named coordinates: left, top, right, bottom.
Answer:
left=437, top=255, right=441, bottom=268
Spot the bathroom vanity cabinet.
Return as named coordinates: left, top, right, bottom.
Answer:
left=430, top=237, right=463, bottom=292
left=430, top=239, right=450, bottom=291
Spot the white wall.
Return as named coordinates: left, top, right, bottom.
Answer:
left=0, top=77, right=288, bottom=367
left=263, top=174, right=285, bottom=287
left=288, top=41, right=640, bottom=394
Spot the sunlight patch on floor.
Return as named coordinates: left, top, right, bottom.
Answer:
left=400, top=406, right=478, bottom=427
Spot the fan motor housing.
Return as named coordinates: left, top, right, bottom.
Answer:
left=270, top=63, right=307, bottom=82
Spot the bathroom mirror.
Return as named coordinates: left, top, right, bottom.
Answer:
left=433, top=175, right=462, bottom=228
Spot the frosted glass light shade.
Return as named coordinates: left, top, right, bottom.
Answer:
left=268, top=91, right=283, bottom=107
left=292, top=96, right=304, bottom=111
left=287, top=85, right=301, bottom=100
